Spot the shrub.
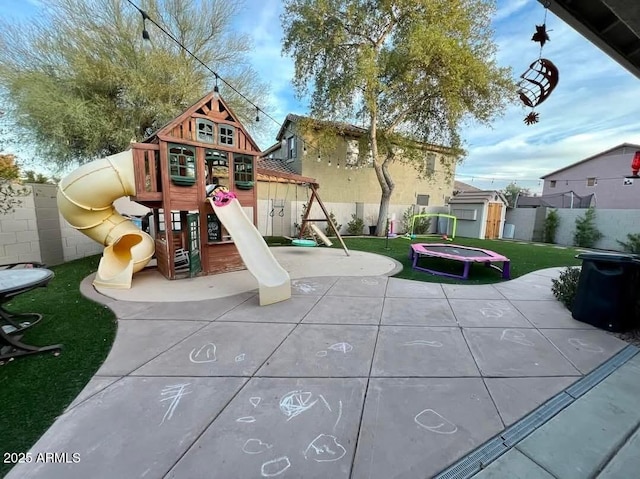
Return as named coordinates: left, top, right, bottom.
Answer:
left=543, top=209, right=560, bottom=243
left=346, top=214, right=365, bottom=235
left=573, top=207, right=602, bottom=248
left=551, top=267, right=581, bottom=310
left=325, top=211, right=342, bottom=236
left=401, top=206, right=430, bottom=235
left=617, top=233, right=640, bottom=254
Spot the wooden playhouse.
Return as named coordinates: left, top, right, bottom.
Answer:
left=126, top=91, right=317, bottom=280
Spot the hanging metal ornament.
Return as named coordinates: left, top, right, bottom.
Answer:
left=517, top=3, right=558, bottom=125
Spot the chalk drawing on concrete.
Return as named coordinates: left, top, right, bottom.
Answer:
left=414, top=408, right=458, bottom=434
left=159, top=383, right=191, bottom=425
left=568, top=338, right=604, bottom=353
left=403, top=340, right=443, bottom=348
left=242, top=438, right=273, bottom=455
left=261, top=456, right=291, bottom=477
left=189, top=343, right=217, bottom=363
left=500, top=329, right=534, bottom=347
left=303, top=434, right=347, bottom=462
left=279, top=390, right=317, bottom=421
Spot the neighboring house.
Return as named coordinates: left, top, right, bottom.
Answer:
left=448, top=190, right=509, bottom=239
left=540, top=143, right=640, bottom=209
left=258, top=114, right=456, bottom=235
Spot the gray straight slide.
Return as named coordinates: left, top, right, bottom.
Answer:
left=208, top=197, right=291, bottom=305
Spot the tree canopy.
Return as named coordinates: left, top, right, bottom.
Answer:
left=0, top=0, right=269, bottom=170
left=0, top=153, right=29, bottom=214
left=502, top=181, right=531, bottom=207
left=282, top=0, right=517, bottom=234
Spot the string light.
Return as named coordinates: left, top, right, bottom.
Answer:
left=125, top=0, right=367, bottom=172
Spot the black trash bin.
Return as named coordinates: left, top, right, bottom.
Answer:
left=572, top=253, right=640, bottom=332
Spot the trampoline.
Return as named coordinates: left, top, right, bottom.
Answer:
left=409, top=243, right=511, bottom=280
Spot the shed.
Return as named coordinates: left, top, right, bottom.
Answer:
left=448, top=190, right=509, bottom=239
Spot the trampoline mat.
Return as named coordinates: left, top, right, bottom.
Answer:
left=420, top=245, right=492, bottom=258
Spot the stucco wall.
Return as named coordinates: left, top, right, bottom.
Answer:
left=266, top=129, right=456, bottom=208
left=505, top=208, right=538, bottom=241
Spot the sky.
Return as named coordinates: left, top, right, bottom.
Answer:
left=2, top=0, right=640, bottom=194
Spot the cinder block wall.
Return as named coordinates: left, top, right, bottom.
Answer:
left=0, top=185, right=41, bottom=264
left=0, top=184, right=103, bottom=266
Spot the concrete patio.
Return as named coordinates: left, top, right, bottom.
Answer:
left=6, top=248, right=640, bottom=479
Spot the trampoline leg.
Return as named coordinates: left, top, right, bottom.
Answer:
left=502, top=261, right=511, bottom=279
left=462, top=262, right=471, bottom=279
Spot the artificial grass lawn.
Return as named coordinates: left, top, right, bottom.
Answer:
left=332, top=236, right=582, bottom=284
left=0, top=255, right=115, bottom=477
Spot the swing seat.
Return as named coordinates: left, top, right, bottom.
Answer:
left=292, top=239, right=317, bottom=247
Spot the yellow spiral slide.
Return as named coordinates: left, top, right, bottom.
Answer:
left=57, top=150, right=155, bottom=288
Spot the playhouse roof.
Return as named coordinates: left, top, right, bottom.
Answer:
left=142, top=90, right=262, bottom=153
left=256, top=158, right=318, bottom=186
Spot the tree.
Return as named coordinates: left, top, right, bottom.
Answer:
left=282, top=0, right=516, bottom=235
left=502, top=182, right=531, bottom=207
left=0, top=0, right=269, bottom=170
left=0, top=153, right=29, bottom=214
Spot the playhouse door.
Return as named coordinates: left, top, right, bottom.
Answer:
left=186, top=213, right=202, bottom=277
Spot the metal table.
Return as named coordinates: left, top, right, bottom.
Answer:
left=0, top=267, right=62, bottom=362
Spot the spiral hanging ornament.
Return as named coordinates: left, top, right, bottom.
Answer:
left=517, top=4, right=558, bottom=125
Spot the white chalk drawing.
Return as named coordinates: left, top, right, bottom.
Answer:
left=160, top=383, right=191, bottom=425
left=279, top=390, right=318, bottom=421
left=242, top=438, right=273, bottom=455
left=319, top=394, right=332, bottom=411
left=236, top=416, right=256, bottom=423
left=189, top=343, right=217, bottom=363
left=316, top=350, right=328, bottom=357
left=481, top=302, right=512, bottom=318
left=568, top=338, right=604, bottom=353
left=361, top=278, right=379, bottom=286
left=293, top=281, right=318, bottom=294
left=480, top=308, right=504, bottom=318
left=333, top=400, right=343, bottom=432
left=303, top=434, right=347, bottom=462
left=414, top=409, right=458, bottom=434
left=250, top=397, right=262, bottom=408
left=328, top=342, right=353, bottom=353
left=500, top=329, right=534, bottom=347
left=261, top=456, right=291, bottom=477
left=235, top=353, right=246, bottom=362
left=403, top=340, right=443, bottom=348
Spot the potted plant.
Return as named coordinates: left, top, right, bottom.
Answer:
left=367, top=214, right=378, bottom=236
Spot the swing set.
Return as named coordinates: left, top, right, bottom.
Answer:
left=262, top=176, right=349, bottom=256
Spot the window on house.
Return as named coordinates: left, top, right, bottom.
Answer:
left=287, top=136, right=296, bottom=160
left=550, top=180, right=556, bottom=188
left=425, top=153, right=436, bottom=173
left=233, top=154, right=254, bottom=188
left=346, top=139, right=359, bottom=165
left=416, top=194, right=430, bottom=206
left=219, top=124, right=235, bottom=146
left=586, top=177, right=597, bottom=187
left=196, top=119, right=214, bottom=143
left=168, top=144, right=196, bottom=185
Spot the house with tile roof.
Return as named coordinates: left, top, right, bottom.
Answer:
left=257, top=114, right=457, bottom=236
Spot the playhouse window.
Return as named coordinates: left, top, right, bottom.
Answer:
left=168, top=144, right=196, bottom=186
left=196, top=119, right=215, bottom=143
left=219, top=125, right=235, bottom=146
left=550, top=180, right=556, bottom=188
left=586, top=177, right=597, bottom=187
left=233, top=154, right=254, bottom=189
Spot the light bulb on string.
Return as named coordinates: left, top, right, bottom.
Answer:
left=213, top=75, right=220, bottom=98
left=255, top=107, right=260, bottom=122
left=316, top=154, right=321, bottom=162
left=328, top=159, right=332, bottom=167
